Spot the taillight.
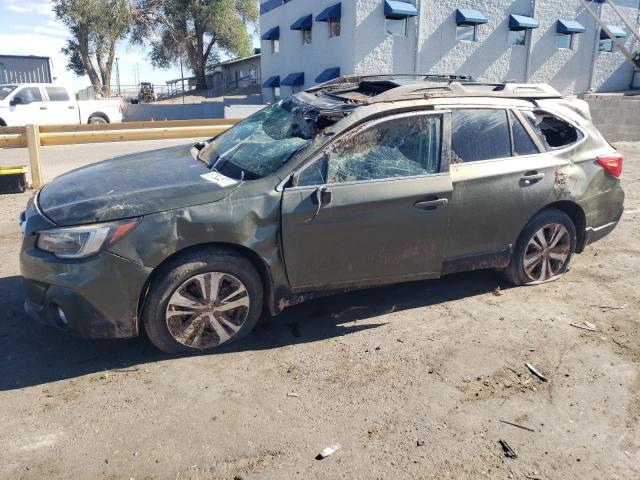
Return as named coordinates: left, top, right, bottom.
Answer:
left=597, top=153, right=623, bottom=177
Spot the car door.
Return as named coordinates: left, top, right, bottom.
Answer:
left=281, top=110, right=453, bottom=291
left=7, top=86, right=46, bottom=126
left=43, top=86, right=78, bottom=124
left=443, top=107, right=567, bottom=266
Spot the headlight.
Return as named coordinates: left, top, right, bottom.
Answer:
left=36, top=218, right=140, bottom=259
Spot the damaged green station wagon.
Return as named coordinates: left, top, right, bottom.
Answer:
left=19, top=75, right=625, bottom=353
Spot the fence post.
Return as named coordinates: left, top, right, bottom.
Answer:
left=25, top=124, right=43, bottom=188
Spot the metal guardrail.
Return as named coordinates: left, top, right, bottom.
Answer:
left=0, top=119, right=239, bottom=188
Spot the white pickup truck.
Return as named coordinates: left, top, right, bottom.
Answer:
left=0, top=84, right=123, bottom=126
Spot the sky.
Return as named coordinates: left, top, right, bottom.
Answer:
left=0, top=0, right=259, bottom=93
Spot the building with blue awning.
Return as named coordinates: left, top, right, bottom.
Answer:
left=259, top=0, right=640, bottom=102
left=281, top=72, right=305, bottom=86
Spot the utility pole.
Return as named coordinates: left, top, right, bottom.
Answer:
left=180, top=56, right=185, bottom=105
left=115, top=57, right=121, bottom=96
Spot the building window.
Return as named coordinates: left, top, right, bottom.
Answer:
left=555, top=32, right=574, bottom=50
left=385, top=16, right=407, bottom=36
left=329, top=18, right=341, bottom=38
left=302, top=29, right=312, bottom=45
left=509, top=29, right=527, bottom=47
left=508, top=15, right=537, bottom=47
left=598, top=37, right=614, bottom=52
left=456, top=24, right=477, bottom=42
left=272, top=39, right=279, bottom=53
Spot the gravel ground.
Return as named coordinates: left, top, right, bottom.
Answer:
left=0, top=143, right=638, bottom=480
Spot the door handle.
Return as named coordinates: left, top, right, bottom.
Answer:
left=39, top=106, right=47, bottom=110
left=413, top=198, right=449, bottom=211
left=520, top=171, right=545, bottom=186
left=68, top=106, right=76, bottom=109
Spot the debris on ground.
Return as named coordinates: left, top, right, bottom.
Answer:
left=286, top=392, right=299, bottom=398
left=612, top=338, right=628, bottom=349
left=569, top=321, right=597, bottom=332
left=526, top=363, right=548, bottom=382
left=493, top=287, right=503, bottom=296
left=499, top=419, right=535, bottom=432
left=523, top=474, right=543, bottom=480
left=416, top=440, right=425, bottom=446
left=590, top=304, right=628, bottom=310
left=316, top=443, right=342, bottom=460
left=498, top=439, right=518, bottom=459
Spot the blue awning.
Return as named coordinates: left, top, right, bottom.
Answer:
left=601, top=24, right=627, bottom=39
left=291, top=14, right=313, bottom=30
left=262, top=75, right=280, bottom=88
left=316, top=3, right=341, bottom=22
left=315, top=67, right=341, bottom=83
left=261, top=26, right=280, bottom=40
left=557, top=20, right=585, bottom=34
left=456, top=9, right=488, bottom=26
left=384, top=0, right=418, bottom=18
left=260, top=0, right=281, bottom=15
left=509, top=14, right=539, bottom=30
left=282, top=72, right=305, bottom=86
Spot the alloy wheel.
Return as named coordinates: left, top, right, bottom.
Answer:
left=165, top=272, right=250, bottom=349
left=522, top=223, right=571, bottom=282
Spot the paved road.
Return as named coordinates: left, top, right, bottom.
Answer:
left=0, top=138, right=202, bottom=182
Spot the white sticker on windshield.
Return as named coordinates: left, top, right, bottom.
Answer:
left=200, top=171, right=238, bottom=187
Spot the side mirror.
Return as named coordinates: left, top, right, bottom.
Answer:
left=193, top=141, right=208, bottom=151
left=10, top=96, right=27, bottom=106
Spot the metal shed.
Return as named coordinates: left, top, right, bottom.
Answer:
left=0, top=55, right=53, bottom=84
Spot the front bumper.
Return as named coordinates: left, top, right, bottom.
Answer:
left=20, top=247, right=152, bottom=339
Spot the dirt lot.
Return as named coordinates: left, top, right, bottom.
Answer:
left=0, top=143, right=638, bottom=480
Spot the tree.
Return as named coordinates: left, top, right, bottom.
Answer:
left=55, top=0, right=134, bottom=95
left=137, top=0, right=258, bottom=90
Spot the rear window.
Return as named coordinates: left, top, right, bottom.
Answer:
left=45, top=87, right=70, bottom=102
left=451, top=109, right=511, bottom=163
left=521, top=111, right=582, bottom=149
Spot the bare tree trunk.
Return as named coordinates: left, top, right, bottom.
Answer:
left=193, top=14, right=207, bottom=90
left=76, top=25, right=102, bottom=93
left=101, top=38, right=117, bottom=97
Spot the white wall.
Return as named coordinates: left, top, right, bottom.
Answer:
left=259, top=0, right=640, bottom=98
left=590, top=0, right=640, bottom=92
left=260, top=0, right=357, bottom=102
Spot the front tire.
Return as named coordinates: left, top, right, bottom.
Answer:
left=142, top=248, right=264, bottom=353
left=504, top=208, right=577, bottom=286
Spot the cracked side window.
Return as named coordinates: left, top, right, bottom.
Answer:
left=451, top=109, right=511, bottom=163
left=324, top=114, right=442, bottom=184
left=297, top=155, right=328, bottom=186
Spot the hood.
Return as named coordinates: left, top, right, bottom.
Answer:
left=39, top=144, right=239, bottom=226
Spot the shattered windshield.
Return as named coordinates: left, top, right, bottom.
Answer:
left=201, top=98, right=316, bottom=180
left=0, top=85, right=17, bottom=100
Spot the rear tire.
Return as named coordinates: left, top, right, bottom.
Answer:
left=142, top=248, right=263, bottom=354
left=504, top=208, right=577, bottom=286
left=88, top=115, right=107, bottom=124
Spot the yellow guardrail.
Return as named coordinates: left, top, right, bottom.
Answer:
left=0, top=119, right=239, bottom=188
